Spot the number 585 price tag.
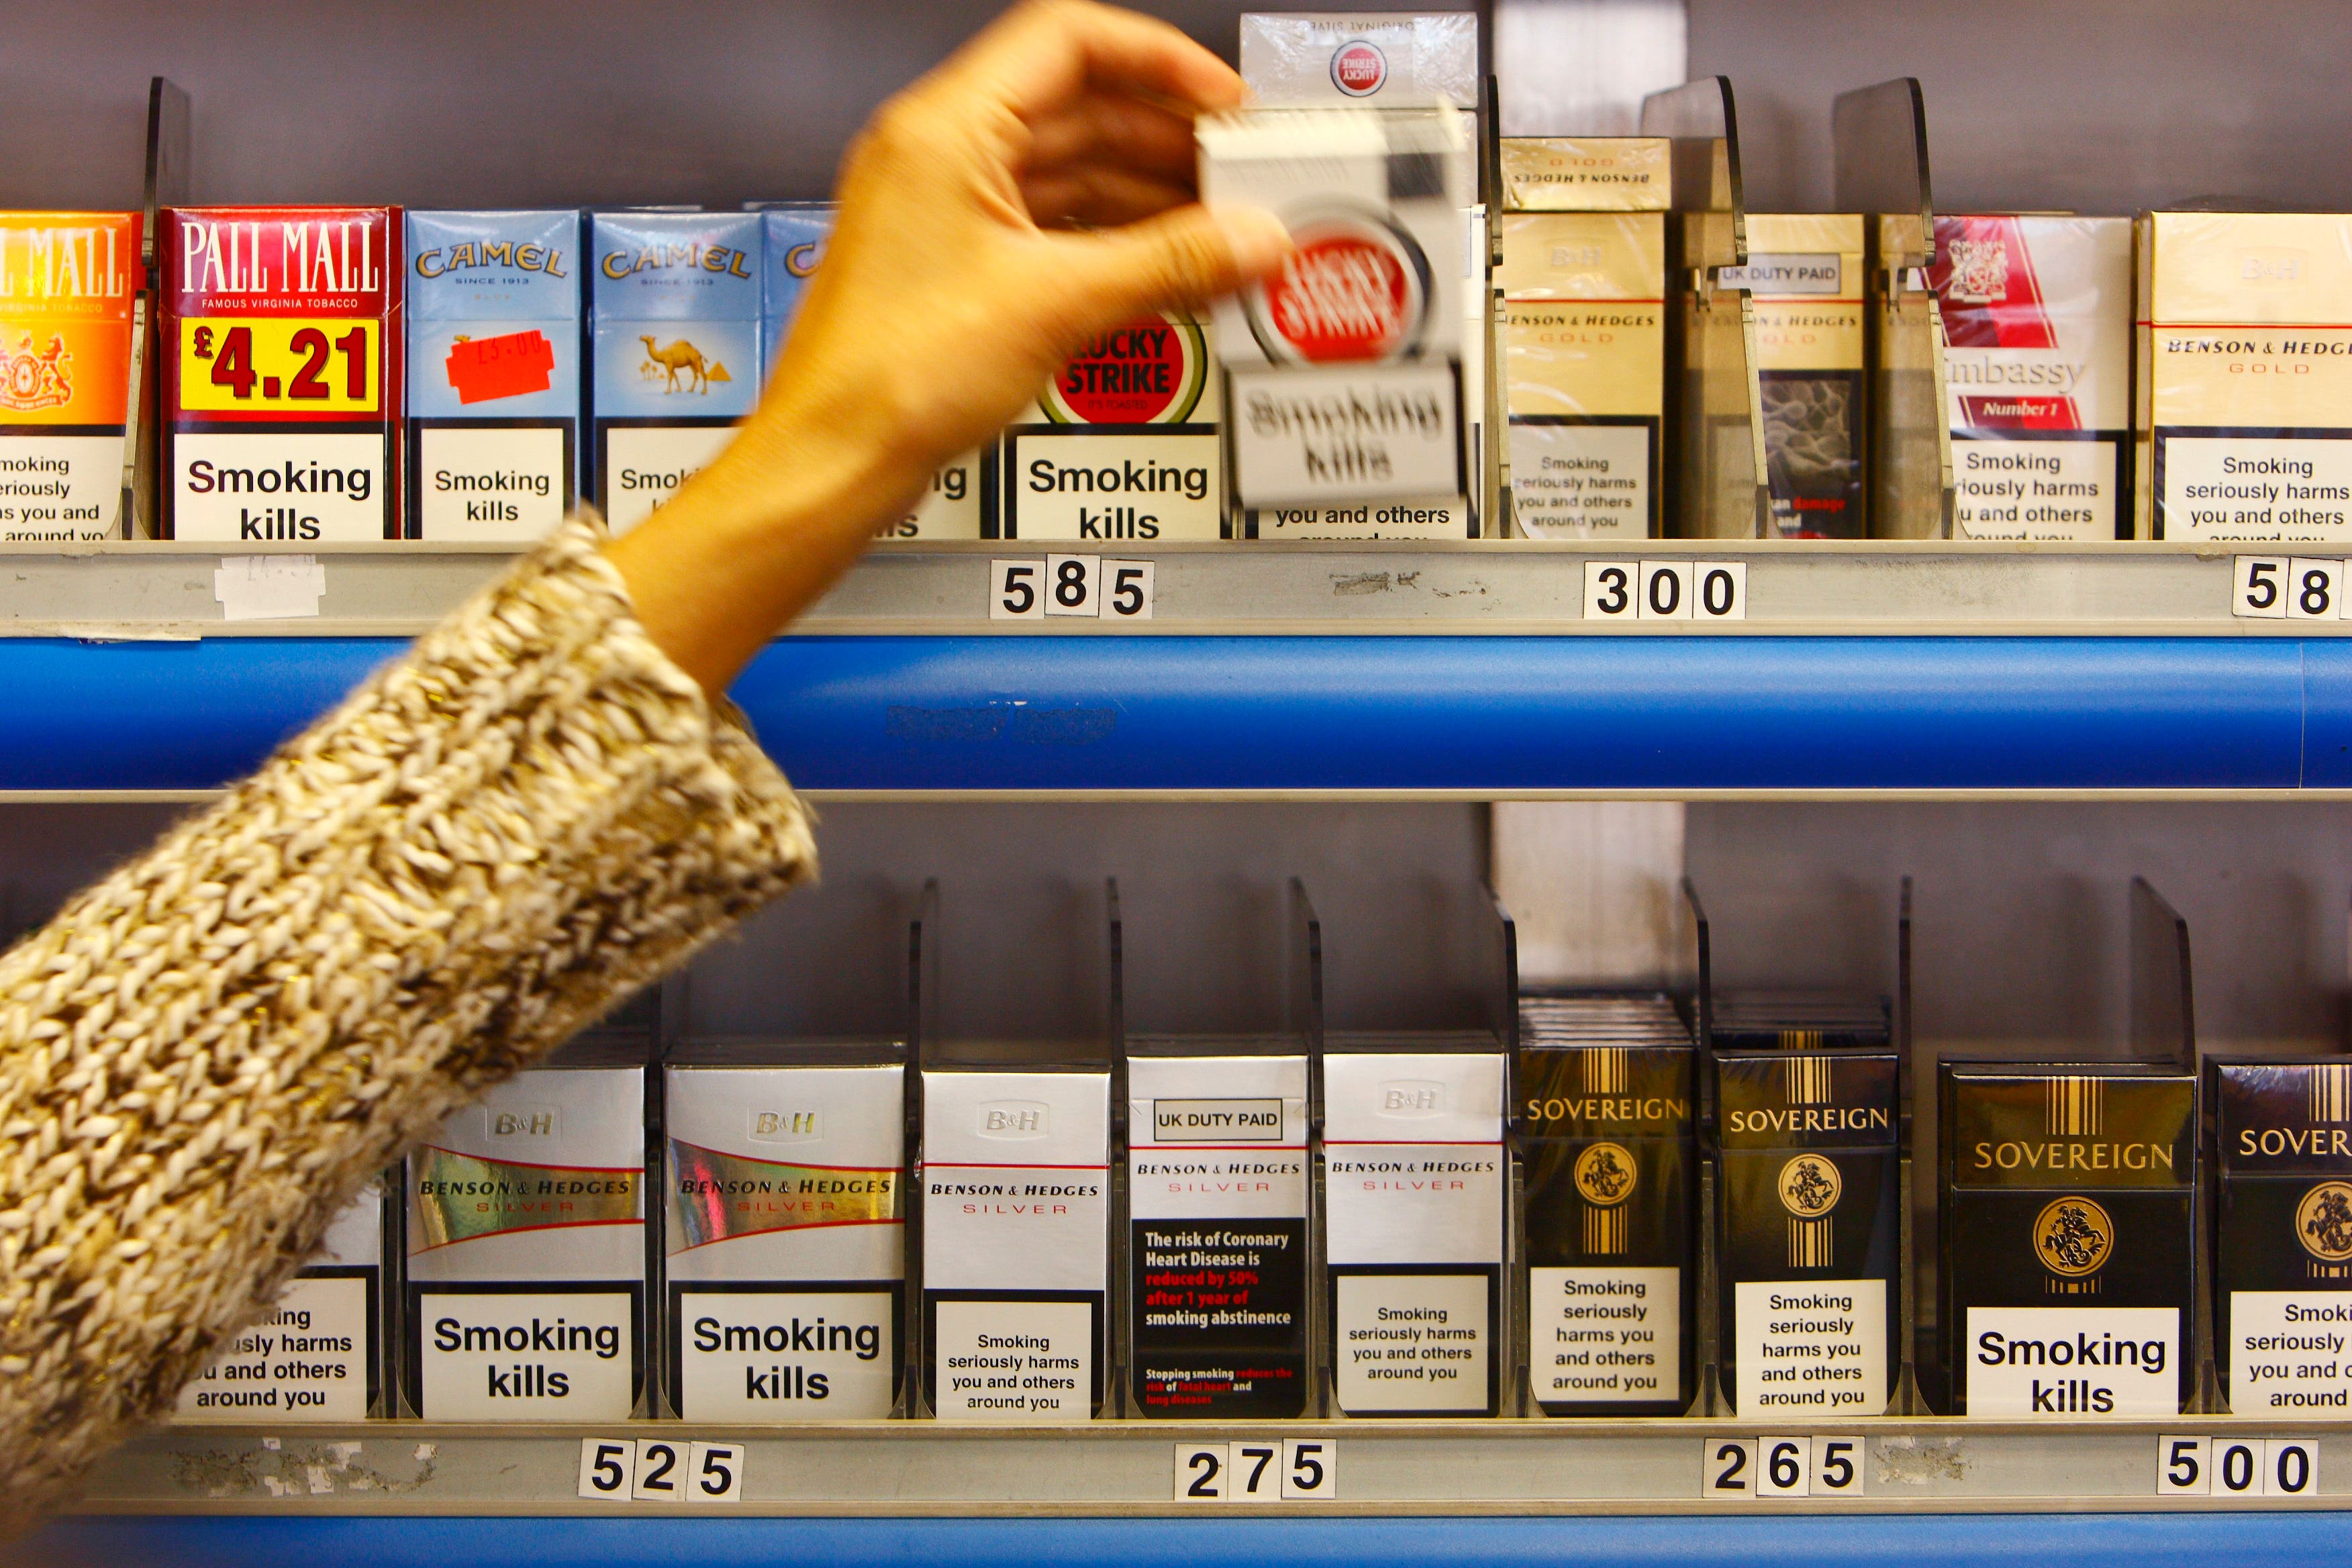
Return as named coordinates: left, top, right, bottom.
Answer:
left=992, top=556, right=1153, bottom=621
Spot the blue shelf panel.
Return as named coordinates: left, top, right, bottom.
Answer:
left=3, top=635, right=2348, bottom=793
left=17, top=1512, right=2352, bottom=1568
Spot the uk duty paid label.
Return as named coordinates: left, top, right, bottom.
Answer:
left=1004, top=428, right=1220, bottom=540
left=1735, top=1279, right=1885, bottom=1418
left=2157, top=433, right=2352, bottom=542
left=1228, top=363, right=1461, bottom=509
left=1509, top=420, right=1654, bottom=538
left=415, top=1289, right=637, bottom=1420
left=175, top=1273, right=373, bottom=1422
left=1953, top=436, right=2120, bottom=541
left=2229, top=1291, right=2352, bottom=1414
left=675, top=1287, right=897, bottom=1420
left=1333, top=1271, right=1493, bottom=1414
left=173, top=430, right=389, bottom=542
left=932, top=1297, right=1095, bottom=1422
left=1530, top=1266, right=1679, bottom=1406
left=0, top=434, right=126, bottom=541
left=1965, top=1306, right=2179, bottom=1417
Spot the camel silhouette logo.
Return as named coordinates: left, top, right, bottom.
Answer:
left=1573, top=1141, right=1637, bottom=1208
left=2298, top=1181, right=2352, bottom=1262
left=1777, top=1154, right=1841, bottom=1217
left=638, top=335, right=732, bottom=395
left=2033, top=1195, right=2113, bottom=1278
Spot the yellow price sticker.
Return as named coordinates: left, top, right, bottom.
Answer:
left=178, top=317, right=379, bottom=413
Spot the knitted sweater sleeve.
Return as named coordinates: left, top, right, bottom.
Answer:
left=0, top=516, right=816, bottom=1521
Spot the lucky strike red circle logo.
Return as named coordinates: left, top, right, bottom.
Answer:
left=1257, top=222, right=1419, bottom=362
left=1044, top=313, right=1204, bottom=424
left=1330, top=39, right=1387, bottom=96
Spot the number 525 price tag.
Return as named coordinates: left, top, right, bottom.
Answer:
left=992, top=556, right=1154, bottom=622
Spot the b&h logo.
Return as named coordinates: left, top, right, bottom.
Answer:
left=2035, top=1195, right=2113, bottom=1292
left=489, top=1106, right=557, bottom=1138
left=1778, top=1153, right=1841, bottom=1268
left=2297, top=1180, right=2352, bottom=1278
left=1573, top=1141, right=1636, bottom=1255
left=977, top=1099, right=1047, bottom=1138
left=750, top=1108, right=821, bottom=1144
left=1579, top=1048, right=1627, bottom=1096
left=1379, top=1081, right=1445, bottom=1116
left=2045, top=1075, right=2103, bottom=1136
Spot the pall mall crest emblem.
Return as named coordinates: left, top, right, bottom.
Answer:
left=2034, top=1195, right=2113, bottom=1279
left=1329, top=39, right=1387, bottom=96
left=2296, top=1180, right=2352, bottom=1265
left=1573, top=1142, right=1637, bottom=1208
left=1777, top=1153, right=1841, bottom=1216
left=0, top=332, right=71, bottom=413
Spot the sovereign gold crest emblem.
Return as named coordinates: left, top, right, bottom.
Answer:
left=2297, top=1181, right=2352, bottom=1263
left=1776, top=1153, right=1841, bottom=1217
left=2034, top=1195, right=2114, bottom=1278
left=1573, top=1142, right=1637, bottom=1207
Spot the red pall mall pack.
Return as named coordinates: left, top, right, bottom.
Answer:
left=162, top=207, right=403, bottom=540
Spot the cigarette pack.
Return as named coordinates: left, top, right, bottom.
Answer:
left=921, top=1058, right=1109, bottom=1421
left=405, top=1052, right=648, bottom=1420
left=587, top=211, right=761, bottom=534
left=1323, top=1036, right=1505, bottom=1415
left=177, top=1181, right=387, bottom=1422
left=1939, top=1062, right=2197, bottom=1416
left=1930, top=215, right=2132, bottom=541
left=2137, top=212, right=2352, bottom=542
left=1498, top=139, right=1671, bottom=215
left=663, top=1048, right=905, bottom=1419
left=1125, top=1042, right=1310, bottom=1418
left=1238, top=13, right=1479, bottom=108
left=1518, top=995, right=1695, bottom=1414
left=1199, top=105, right=1476, bottom=538
left=161, top=207, right=402, bottom=540
left=2208, top=1058, right=2352, bottom=1414
left=1727, top=215, right=1867, bottom=538
left=1715, top=1047, right=1901, bottom=1418
left=404, top=210, right=581, bottom=542
left=999, top=312, right=1220, bottom=541
left=0, top=213, right=144, bottom=540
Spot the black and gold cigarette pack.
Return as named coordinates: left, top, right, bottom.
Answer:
left=1518, top=994, right=1696, bottom=1414
left=1712, top=991, right=1890, bottom=1054
left=2210, top=1058, right=2352, bottom=1414
left=1715, top=1044, right=1901, bottom=1418
left=1939, top=1063, right=2197, bottom=1416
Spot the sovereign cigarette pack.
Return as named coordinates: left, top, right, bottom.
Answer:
left=1931, top=215, right=2132, bottom=541
left=1518, top=995, right=1695, bottom=1415
left=1726, top=215, right=1867, bottom=538
left=177, top=1181, right=387, bottom=1423
left=405, top=1052, right=648, bottom=1420
left=1323, top=1034, right=1505, bottom=1416
left=664, top=1045, right=905, bottom=1419
left=161, top=207, right=402, bottom=540
left=0, top=213, right=144, bottom=540
left=587, top=210, right=761, bottom=534
left=1939, top=1062, right=2197, bottom=1416
left=1238, top=13, right=1479, bottom=108
left=921, top=1053, right=1109, bottom=1422
left=1199, top=105, right=1475, bottom=538
left=2208, top=1058, right=2352, bottom=1414
left=1126, top=1041, right=1310, bottom=1418
left=999, top=312, right=1221, bottom=541
left=404, top=210, right=581, bottom=542
left=1497, top=205, right=1666, bottom=538
left=2137, top=212, right=2352, bottom=542
left=1715, top=1047, right=1901, bottom=1419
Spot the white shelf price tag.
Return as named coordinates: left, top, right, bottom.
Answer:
left=1700, top=1436, right=1757, bottom=1498
left=632, top=1436, right=687, bottom=1502
left=1586, top=560, right=1746, bottom=622
left=1226, top=1440, right=1282, bottom=1501
left=576, top=1437, right=636, bottom=1500
left=1175, top=1443, right=1225, bottom=1501
left=1637, top=561, right=1693, bottom=620
left=1042, top=554, right=1101, bottom=617
left=2157, top=1435, right=2210, bottom=1496
left=2170, top=1435, right=2318, bottom=1499
left=991, top=556, right=1155, bottom=620
left=1813, top=1436, right=1865, bottom=1496
left=1281, top=1438, right=1337, bottom=1500
left=1755, top=1436, right=1810, bottom=1498
left=1175, top=1439, right=1339, bottom=1502
left=1693, top=561, right=1748, bottom=620
left=2267, top=1438, right=2318, bottom=1496
left=2288, top=558, right=2343, bottom=620
left=1101, top=558, right=1155, bottom=620
left=1584, top=561, right=1636, bottom=620
left=991, top=559, right=1045, bottom=620
left=685, top=1440, right=746, bottom=1503
left=2233, top=556, right=2290, bottom=618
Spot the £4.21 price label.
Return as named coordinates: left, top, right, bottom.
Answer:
left=991, top=556, right=1155, bottom=621
left=179, top=320, right=381, bottom=413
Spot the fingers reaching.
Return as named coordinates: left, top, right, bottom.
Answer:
left=1052, top=203, right=1292, bottom=334
left=936, top=0, right=1244, bottom=127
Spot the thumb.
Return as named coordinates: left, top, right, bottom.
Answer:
left=1059, top=203, right=1291, bottom=334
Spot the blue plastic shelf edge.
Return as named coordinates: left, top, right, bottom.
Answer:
left=0, top=635, right=2329, bottom=794
left=17, top=1512, right=2352, bottom=1568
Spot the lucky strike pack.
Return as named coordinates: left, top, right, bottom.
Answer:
left=161, top=207, right=402, bottom=540
left=0, top=213, right=145, bottom=540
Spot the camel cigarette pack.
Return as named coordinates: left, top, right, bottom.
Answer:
left=1724, top=215, right=1867, bottom=538
left=405, top=1058, right=647, bottom=1420
left=2210, top=1058, right=2352, bottom=1414
left=664, top=1050, right=905, bottom=1419
left=0, top=213, right=143, bottom=540
left=1939, top=1062, right=2197, bottom=1417
left=1238, top=13, right=1479, bottom=109
left=922, top=1065, right=1108, bottom=1421
left=1125, top=1043, right=1310, bottom=1418
left=1498, top=209, right=1665, bottom=538
left=404, top=211, right=581, bottom=542
left=1323, top=1036, right=1505, bottom=1415
left=161, top=207, right=401, bottom=540
left=2137, top=212, right=2352, bottom=541
left=1518, top=995, right=1694, bottom=1414
left=1715, top=1048, right=1900, bottom=1418
left=176, top=1182, right=386, bottom=1422
left=999, top=312, right=1220, bottom=540
left=587, top=211, right=761, bottom=534
left=1931, top=216, right=2131, bottom=541
left=1199, top=105, right=1475, bottom=537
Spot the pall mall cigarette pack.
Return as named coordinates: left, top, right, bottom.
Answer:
left=1322, top=1034, right=1505, bottom=1416
left=161, top=207, right=402, bottom=540
left=2137, top=211, right=2352, bottom=542
left=1200, top=105, right=1475, bottom=539
left=404, top=210, right=581, bottom=542
left=1725, top=215, right=1867, bottom=538
left=1497, top=140, right=1669, bottom=538
left=921, top=1051, right=1109, bottom=1422
left=1930, top=215, right=2133, bottom=540
left=1126, top=1041, right=1310, bottom=1418
left=587, top=210, right=761, bottom=534
left=177, top=1182, right=389, bottom=1422
left=663, top=1046, right=906, bottom=1420
left=405, top=1051, right=648, bottom=1420
left=0, top=213, right=144, bottom=540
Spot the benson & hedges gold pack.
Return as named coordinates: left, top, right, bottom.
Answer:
left=2210, top=1057, right=2352, bottom=1413
left=1726, top=215, right=1867, bottom=538
left=0, top=213, right=144, bottom=540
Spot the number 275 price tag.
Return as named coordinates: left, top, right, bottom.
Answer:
left=992, top=556, right=1153, bottom=622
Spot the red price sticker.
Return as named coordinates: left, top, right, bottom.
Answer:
left=178, top=317, right=379, bottom=413
left=445, top=329, right=556, bottom=405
